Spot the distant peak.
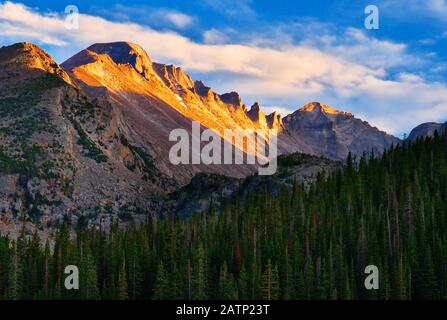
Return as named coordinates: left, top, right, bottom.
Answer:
left=407, top=122, right=446, bottom=141
left=194, top=80, right=207, bottom=87
left=299, top=102, right=350, bottom=116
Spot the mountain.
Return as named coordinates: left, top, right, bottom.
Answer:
left=282, top=102, right=401, bottom=160
left=0, top=42, right=174, bottom=237
left=62, top=42, right=260, bottom=181
left=1, top=41, right=446, bottom=301
left=266, top=111, right=284, bottom=131
left=247, top=102, right=268, bottom=128
left=4, top=119, right=447, bottom=300
left=0, top=41, right=404, bottom=235
left=169, top=153, right=340, bottom=216
left=407, top=122, right=446, bottom=141
left=62, top=42, right=400, bottom=161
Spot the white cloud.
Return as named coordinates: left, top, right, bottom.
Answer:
left=203, top=0, right=255, bottom=18
left=427, top=0, right=447, bottom=16
left=0, top=1, right=446, bottom=135
left=396, top=73, right=424, bottom=83
left=381, top=0, right=447, bottom=22
left=203, top=29, right=229, bottom=44
left=91, top=4, right=194, bottom=29
left=163, top=11, right=193, bottom=29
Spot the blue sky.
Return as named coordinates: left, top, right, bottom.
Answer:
left=1, top=0, right=447, bottom=136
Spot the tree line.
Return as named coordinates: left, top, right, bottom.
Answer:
left=1, top=130, right=447, bottom=300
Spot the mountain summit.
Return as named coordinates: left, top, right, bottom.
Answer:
left=61, top=41, right=402, bottom=162
left=283, top=102, right=400, bottom=160
left=299, top=102, right=352, bottom=116
left=0, top=42, right=172, bottom=236
left=407, top=122, right=446, bottom=141
left=63, top=41, right=154, bottom=80
left=62, top=41, right=261, bottom=181
left=0, top=41, right=406, bottom=234
left=0, top=42, right=75, bottom=87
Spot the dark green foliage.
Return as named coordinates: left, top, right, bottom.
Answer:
left=0, top=131, right=447, bottom=299
left=152, top=262, right=170, bottom=300
left=119, top=134, right=157, bottom=178
left=0, top=73, right=63, bottom=176
left=119, top=134, right=177, bottom=189
left=0, top=74, right=62, bottom=141
left=277, top=152, right=330, bottom=167
left=0, top=145, right=40, bottom=175
left=70, top=118, right=107, bottom=163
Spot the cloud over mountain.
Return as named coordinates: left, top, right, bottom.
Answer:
left=0, top=1, right=446, bottom=135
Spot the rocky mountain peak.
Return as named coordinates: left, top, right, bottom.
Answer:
left=0, top=42, right=51, bottom=66
left=194, top=80, right=213, bottom=97
left=220, top=91, right=243, bottom=109
left=250, top=102, right=261, bottom=113
left=58, top=41, right=400, bottom=164
left=152, top=62, right=194, bottom=90
left=282, top=101, right=400, bottom=160
left=299, top=102, right=351, bottom=116
left=247, top=102, right=267, bottom=127
left=266, top=111, right=283, bottom=130
left=86, top=42, right=154, bottom=79
left=407, top=122, right=446, bottom=141
left=0, top=42, right=74, bottom=86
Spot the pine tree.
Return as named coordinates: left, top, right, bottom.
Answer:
left=262, top=260, right=279, bottom=300
left=237, top=266, right=249, bottom=300
left=218, top=263, right=238, bottom=299
left=80, top=248, right=100, bottom=299
left=7, top=243, right=22, bottom=300
left=117, top=258, right=129, bottom=300
left=152, top=262, right=169, bottom=300
left=192, top=244, right=208, bottom=300
left=0, top=131, right=446, bottom=300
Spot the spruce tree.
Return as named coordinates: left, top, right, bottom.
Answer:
left=262, top=260, right=279, bottom=300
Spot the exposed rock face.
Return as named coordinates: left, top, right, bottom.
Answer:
left=0, top=42, right=76, bottom=87
left=266, top=112, right=283, bottom=130
left=153, top=63, right=194, bottom=90
left=0, top=42, right=169, bottom=238
left=87, top=42, right=154, bottom=79
left=169, top=153, right=340, bottom=216
left=220, top=92, right=243, bottom=109
left=62, top=42, right=401, bottom=165
left=407, top=122, right=446, bottom=141
left=247, top=102, right=268, bottom=128
left=282, top=102, right=401, bottom=160
left=1, top=41, right=408, bottom=233
left=62, top=42, right=259, bottom=183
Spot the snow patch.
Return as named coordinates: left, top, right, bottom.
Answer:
left=175, top=94, right=188, bottom=108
